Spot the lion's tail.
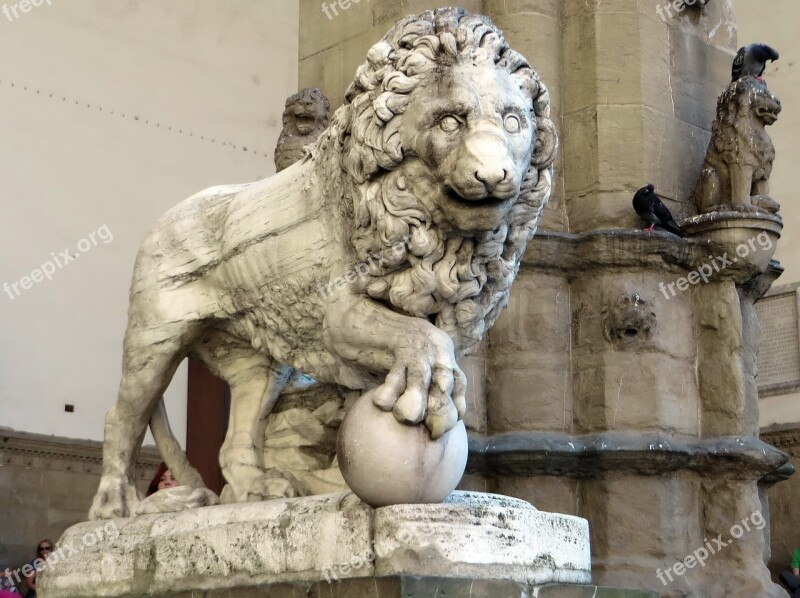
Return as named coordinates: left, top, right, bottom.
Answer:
left=149, top=398, right=208, bottom=490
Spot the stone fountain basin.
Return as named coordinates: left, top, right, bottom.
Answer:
left=682, top=210, right=782, bottom=271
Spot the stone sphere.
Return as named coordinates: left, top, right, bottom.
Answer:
left=336, top=393, right=468, bottom=507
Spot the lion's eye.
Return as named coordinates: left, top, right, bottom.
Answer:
left=504, top=114, right=521, bottom=134
left=439, top=115, right=461, bottom=133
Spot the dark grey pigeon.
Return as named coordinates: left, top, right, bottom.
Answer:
left=732, top=44, right=779, bottom=81
left=632, top=184, right=684, bottom=238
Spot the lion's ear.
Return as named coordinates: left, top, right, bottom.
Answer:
left=531, top=117, right=558, bottom=169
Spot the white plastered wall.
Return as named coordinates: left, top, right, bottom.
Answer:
left=734, top=1, right=800, bottom=428
left=735, top=0, right=799, bottom=286
left=0, top=0, right=299, bottom=444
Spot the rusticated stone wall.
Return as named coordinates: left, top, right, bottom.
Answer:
left=298, top=1, right=790, bottom=596
left=761, top=427, right=800, bottom=577
left=0, top=430, right=160, bottom=571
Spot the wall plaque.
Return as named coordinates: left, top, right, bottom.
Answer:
left=756, top=285, right=800, bottom=397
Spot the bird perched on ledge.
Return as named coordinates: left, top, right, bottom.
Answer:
left=732, top=44, right=779, bottom=81
left=632, top=184, right=685, bottom=238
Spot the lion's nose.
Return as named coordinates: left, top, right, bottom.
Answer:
left=474, top=168, right=507, bottom=190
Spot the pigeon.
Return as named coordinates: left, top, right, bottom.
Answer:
left=731, top=44, right=779, bottom=81
left=632, top=184, right=685, bottom=237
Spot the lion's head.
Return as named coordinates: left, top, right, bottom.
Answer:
left=718, top=76, right=781, bottom=130
left=313, top=8, right=557, bottom=352
left=283, top=87, right=330, bottom=136
left=707, top=74, right=780, bottom=187
left=274, top=88, right=330, bottom=172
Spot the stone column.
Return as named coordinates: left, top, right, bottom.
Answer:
left=296, top=1, right=790, bottom=594
left=476, top=1, right=786, bottom=595
left=559, top=0, right=735, bottom=231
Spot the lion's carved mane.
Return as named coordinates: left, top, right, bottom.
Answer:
left=307, top=9, right=557, bottom=352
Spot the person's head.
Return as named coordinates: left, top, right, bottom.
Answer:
left=36, top=539, right=53, bottom=560
left=158, top=469, right=177, bottom=490
left=146, top=462, right=177, bottom=496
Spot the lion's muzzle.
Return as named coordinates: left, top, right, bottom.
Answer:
left=756, top=101, right=781, bottom=125
left=448, top=125, right=521, bottom=202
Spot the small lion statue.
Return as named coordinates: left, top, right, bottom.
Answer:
left=274, top=87, right=330, bottom=172
left=89, top=8, right=558, bottom=520
left=692, top=75, right=781, bottom=215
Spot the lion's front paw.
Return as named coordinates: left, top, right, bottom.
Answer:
left=245, top=469, right=308, bottom=501
left=370, top=329, right=467, bottom=439
left=751, top=195, right=781, bottom=214
left=734, top=204, right=765, bottom=214
left=89, top=475, right=140, bottom=520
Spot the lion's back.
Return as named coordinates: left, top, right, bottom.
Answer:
left=136, top=183, right=247, bottom=287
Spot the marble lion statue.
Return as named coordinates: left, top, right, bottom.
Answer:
left=274, top=87, right=330, bottom=172
left=692, top=75, right=781, bottom=215
left=89, top=7, right=557, bottom=519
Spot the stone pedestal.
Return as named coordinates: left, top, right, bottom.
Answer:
left=167, top=577, right=658, bottom=597
left=39, top=492, right=592, bottom=598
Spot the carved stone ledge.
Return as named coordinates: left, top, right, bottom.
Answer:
left=0, top=429, right=161, bottom=481
left=523, top=230, right=767, bottom=284
left=761, top=426, right=800, bottom=454
left=467, top=431, right=789, bottom=479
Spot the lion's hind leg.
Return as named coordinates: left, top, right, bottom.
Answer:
left=89, top=320, right=204, bottom=520
left=693, top=166, right=722, bottom=214
left=191, top=332, right=293, bottom=504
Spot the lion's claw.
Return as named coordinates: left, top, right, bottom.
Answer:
left=88, top=475, right=140, bottom=520
left=452, top=367, right=467, bottom=419
left=245, top=469, right=309, bottom=501
left=393, top=387, right=427, bottom=425
left=426, top=397, right=459, bottom=439
left=372, top=367, right=406, bottom=411
left=370, top=329, right=466, bottom=438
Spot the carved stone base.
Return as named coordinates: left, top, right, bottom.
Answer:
left=169, top=577, right=658, bottom=597
left=39, top=492, right=591, bottom=598
left=682, top=210, right=783, bottom=271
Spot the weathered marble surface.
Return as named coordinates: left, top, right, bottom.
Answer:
left=261, top=383, right=350, bottom=496
left=41, top=492, right=590, bottom=597
left=89, top=7, right=558, bottom=520
left=337, top=391, right=469, bottom=506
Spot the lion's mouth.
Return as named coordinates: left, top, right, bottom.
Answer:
left=443, top=186, right=513, bottom=207
left=757, top=109, right=779, bottom=125
left=295, top=113, right=316, bottom=134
